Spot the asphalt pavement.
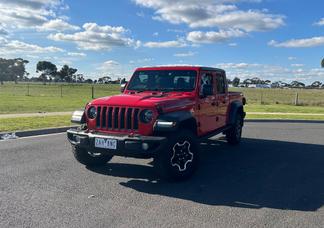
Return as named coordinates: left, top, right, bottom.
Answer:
left=1, top=122, right=324, bottom=228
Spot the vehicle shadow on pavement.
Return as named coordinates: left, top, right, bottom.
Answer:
left=88, top=138, right=324, bottom=212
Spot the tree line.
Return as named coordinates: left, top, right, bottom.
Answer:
left=1, top=57, right=323, bottom=87
left=0, top=58, right=125, bottom=85
left=228, top=77, right=324, bottom=89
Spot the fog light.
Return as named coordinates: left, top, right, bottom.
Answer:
left=142, top=143, right=149, bottom=150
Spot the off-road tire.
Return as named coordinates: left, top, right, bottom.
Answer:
left=226, top=113, right=243, bottom=145
left=72, top=146, right=113, bottom=167
left=153, top=130, right=199, bottom=181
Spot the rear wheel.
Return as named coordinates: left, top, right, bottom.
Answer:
left=72, top=146, right=113, bottom=167
left=226, top=113, right=243, bottom=145
left=153, top=130, right=199, bottom=181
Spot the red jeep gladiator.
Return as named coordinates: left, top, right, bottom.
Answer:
left=67, top=66, right=246, bottom=180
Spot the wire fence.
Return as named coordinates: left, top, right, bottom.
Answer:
left=1, top=83, right=324, bottom=107
left=231, top=88, right=324, bottom=106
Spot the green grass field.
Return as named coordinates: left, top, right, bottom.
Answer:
left=1, top=83, right=324, bottom=114
left=1, top=83, right=324, bottom=132
left=0, top=83, right=120, bottom=114
left=231, top=87, right=324, bottom=106
left=0, top=115, right=72, bottom=132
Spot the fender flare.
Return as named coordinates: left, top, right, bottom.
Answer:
left=153, top=111, right=197, bottom=133
left=228, top=101, right=244, bottom=125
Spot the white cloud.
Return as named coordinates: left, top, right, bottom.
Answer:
left=288, top=56, right=297, bottom=61
left=187, top=29, right=245, bottom=43
left=0, top=0, right=65, bottom=29
left=174, top=51, right=195, bottom=57
left=129, top=58, right=154, bottom=64
left=144, top=38, right=187, bottom=48
left=136, top=11, right=145, bottom=17
left=217, top=62, right=260, bottom=69
left=268, top=37, right=324, bottom=48
left=216, top=62, right=324, bottom=83
left=96, top=60, right=132, bottom=79
left=67, top=52, right=86, bottom=57
left=228, top=42, right=238, bottom=47
left=133, top=0, right=285, bottom=32
left=0, top=28, right=7, bottom=35
left=97, top=60, right=120, bottom=71
left=167, top=28, right=186, bottom=33
left=314, top=18, right=324, bottom=26
left=291, top=64, right=304, bottom=67
left=48, top=23, right=140, bottom=51
left=0, top=37, right=64, bottom=54
left=37, top=19, right=80, bottom=31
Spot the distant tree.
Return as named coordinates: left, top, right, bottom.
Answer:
left=311, top=81, right=322, bottom=88
left=250, top=77, right=264, bottom=84
left=0, top=58, right=8, bottom=84
left=76, top=74, right=85, bottom=83
left=120, top=78, right=127, bottom=84
left=321, top=58, right=324, bottom=68
left=232, top=77, right=240, bottom=87
left=9, top=58, right=29, bottom=83
left=98, top=76, right=111, bottom=84
left=271, top=81, right=289, bottom=88
left=0, top=58, right=29, bottom=84
left=58, top=65, right=77, bottom=82
left=290, top=81, right=305, bottom=88
left=84, top=78, right=93, bottom=84
left=271, top=81, right=280, bottom=88
left=243, top=78, right=252, bottom=87
left=36, top=61, right=57, bottom=84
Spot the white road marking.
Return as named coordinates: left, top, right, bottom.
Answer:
left=0, top=132, right=66, bottom=141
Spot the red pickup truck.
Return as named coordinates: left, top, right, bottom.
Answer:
left=67, top=66, right=246, bottom=180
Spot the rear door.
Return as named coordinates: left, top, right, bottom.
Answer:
left=197, top=71, right=218, bottom=134
left=215, top=72, right=229, bottom=127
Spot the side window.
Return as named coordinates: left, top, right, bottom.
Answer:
left=216, top=74, right=226, bottom=94
left=200, top=72, right=214, bottom=95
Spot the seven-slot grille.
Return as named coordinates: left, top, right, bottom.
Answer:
left=95, top=106, right=140, bottom=131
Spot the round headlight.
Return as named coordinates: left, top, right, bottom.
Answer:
left=88, top=106, right=97, bottom=119
left=140, top=109, right=154, bottom=123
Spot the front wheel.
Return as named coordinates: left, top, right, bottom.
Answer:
left=226, top=113, right=243, bottom=145
left=153, top=130, right=199, bottom=181
left=72, top=146, right=113, bottom=167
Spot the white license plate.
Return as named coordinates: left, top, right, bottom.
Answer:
left=94, top=138, right=117, bottom=150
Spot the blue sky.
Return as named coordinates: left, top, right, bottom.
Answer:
left=0, top=0, right=324, bottom=83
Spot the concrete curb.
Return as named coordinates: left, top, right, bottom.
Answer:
left=0, top=126, right=77, bottom=140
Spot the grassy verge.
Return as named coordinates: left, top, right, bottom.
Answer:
left=244, top=104, right=324, bottom=114
left=1, top=113, right=323, bottom=133
left=0, top=115, right=72, bottom=132
left=246, top=114, right=324, bottom=121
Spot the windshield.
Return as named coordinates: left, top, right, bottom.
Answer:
left=127, top=70, right=197, bottom=92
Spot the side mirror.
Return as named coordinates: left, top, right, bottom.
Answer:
left=201, top=84, right=213, bottom=97
left=120, top=83, right=127, bottom=93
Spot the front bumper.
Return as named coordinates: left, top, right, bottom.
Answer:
left=67, top=129, right=167, bottom=158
